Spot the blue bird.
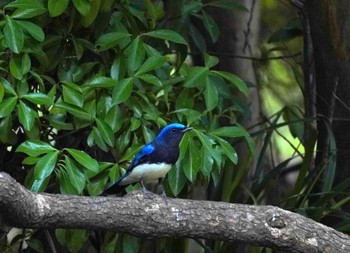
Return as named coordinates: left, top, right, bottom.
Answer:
left=102, top=123, right=192, bottom=196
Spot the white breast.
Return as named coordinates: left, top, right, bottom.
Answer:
left=119, top=163, right=172, bottom=185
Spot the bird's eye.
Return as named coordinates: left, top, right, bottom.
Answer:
left=172, top=128, right=176, bottom=133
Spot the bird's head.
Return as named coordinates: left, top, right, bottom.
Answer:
left=155, top=123, right=192, bottom=146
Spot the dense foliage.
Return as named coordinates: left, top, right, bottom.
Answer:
left=0, top=0, right=253, bottom=252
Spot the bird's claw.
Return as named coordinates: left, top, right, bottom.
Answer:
left=141, top=188, right=154, bottom=199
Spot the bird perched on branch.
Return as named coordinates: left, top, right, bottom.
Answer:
left=102, top=123, right=192, bottom=197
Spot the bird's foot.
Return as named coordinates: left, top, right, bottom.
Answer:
left=141, top=188, right=154, bottom=199
left=161, top=191, right=168, bottom=205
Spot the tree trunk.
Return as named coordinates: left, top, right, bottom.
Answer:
left=304, top=1, right=350, bottom=195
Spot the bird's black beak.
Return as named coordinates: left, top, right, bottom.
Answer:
left=181, top=126, right=193, bottom=133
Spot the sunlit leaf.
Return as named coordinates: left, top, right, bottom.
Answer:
left=33, top=151, right=59, bottom=180
left=16, top=140, right=57, bottom=157
left=96, top=118, right=115, bottom=147
left=18, top=101, right=37, bottom=131
left=22, top=93, right=53, bottom=105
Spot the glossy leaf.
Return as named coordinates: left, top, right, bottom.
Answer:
left=210, top=126, right=249, bottom=137
left=202, top=10, right=219, bottom=43
left=17, top=20, right=45, bottom=41
left=22, top=93, right=53, bottom=105
left=126, top=36, right=145, bottom=72
left=62, top=84, right=83, bottom=107
left=72, top=0, right=91, bottom=16
left=64, top=156, right=86, bottom=194
left=48, top=0, right=68, bottom=17
left=215, top=136, right=238, bottom=164
left=16, top=140, right=57, bottom=157
left=211, top=70, right=249, bottom=96
left=55, top=101, right=91, bottom=120
left=65, top=148, right=99, bottom=173
left=168, top=162, right=186, bottom=196
left=18, top=101, right=37, bottom=131
left=143, top=29, right=187, bottom=45
left=137, top=74, right=162, bottom=86
left=0, top=97, right=17, bottom=118
left=4, top=16, right=24, bottom=53
left=96, top=118, right=115, bottom=147
left=135, top=56, right=166, bottom=76
left=92, top=126, right=109, bottom=152
left=184, top=66, right=208, bottom=88
left=183, top=140, right=201, bottom=182
left=58, top=169, right=78, bottom=195
left=88, top=76, right=118, bottom=88
left=112, top=78, right=133, bottom=104
left=204, top=77, right=219, bottom=111
left=33, top=151, right=59, bottom=180
left=96, top=32, right=131, bottom=51
left=9, top=57, right=22, bottom=80
left=11, top=6, right=47, bottom=19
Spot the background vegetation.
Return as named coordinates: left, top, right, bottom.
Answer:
left=0, top=0, right=349, bottom=252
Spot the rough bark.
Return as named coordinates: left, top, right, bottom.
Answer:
left=0, top=172, right=349, bottom=253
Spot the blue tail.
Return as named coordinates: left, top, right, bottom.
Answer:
left=101, top=173, right=129, bottom=195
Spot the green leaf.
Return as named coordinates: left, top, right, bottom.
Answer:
left=58, top=169, right=78, bottom=194
left=200, top=147, right=214, bottom=177
left=144, top=29, right=188, bottom=45
left=211, top=70, right=249, bottom=96
left=204, top=76, right=219, bottom=111
left=204, top=54, right=219, bottom=68
left=4, top=16, right=24, bottom=53
left=95, top=32, right=131, bottom=51
left=0, top=97, right=17, bottom=118
left=22, top=93, right=53, bottom=105
left=201, top=10, right=219, bottom=43
left=135, top=56, right=166, bottom=76
left=183, top=141, right=201, bottom=182
left=126, top=36, right=145, bottom=72
left=72, top=0, right=90, bottom=16
left=56, top=229, right=88, bottom=253
left=21, top=54, right=31, bottom=75
left=48, top=0, right=68, bottom=16
left=123, top=235, right=140, bottom=253
left=26, top=238, right=44, bottom=253
left=168, top=162, right=186, bottom=196
left=206, top=0, right=248, bottom=11
left=31, top=177, right=50, bottom=192
left=18, top=101, right=37, bottom=131
left=215, top=136, right=238, bottom=164
left=64, top=156, right=86, bottom=194
left=65, top=148, right=99, bottom=173
left=105, top=105, right=123, bottom=133
left=11, top=6, right=47, bottom=19
left=0, top=83, right=4, bottom=103
left=62, top=84, right=83, bottom=107
left=9, top=57, right=22, bottom=80
left=0, top=77, right=16, bottom=95
left=33, top=151, right=59, bottom=180
left=137, top=74, right=162, bottom=86
left=55, top=101, right=91, bottom=120
left=17, top=20, right=45, bottom=41
left=184, top=66, right=208, bottom=88
left=16, top=140, right=57, bottom=157
left=210, top=126, right=249, bottom=137
left=88, top=76, right=118, bottom=88
left=96, top=118, right=115, bottom=147
left=92, top=126, right=109, bottom=152
left=112, top=78, right=133, bottom=104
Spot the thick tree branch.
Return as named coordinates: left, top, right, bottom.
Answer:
left=0, top=172, right=349, bottom=253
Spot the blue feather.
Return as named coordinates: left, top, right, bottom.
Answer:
left=102, top=123, right=192, bottom=195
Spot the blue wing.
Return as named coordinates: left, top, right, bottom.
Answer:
left=127, top=142, right=155, bottom=172
left=101, top=143, right=155, bottom=195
